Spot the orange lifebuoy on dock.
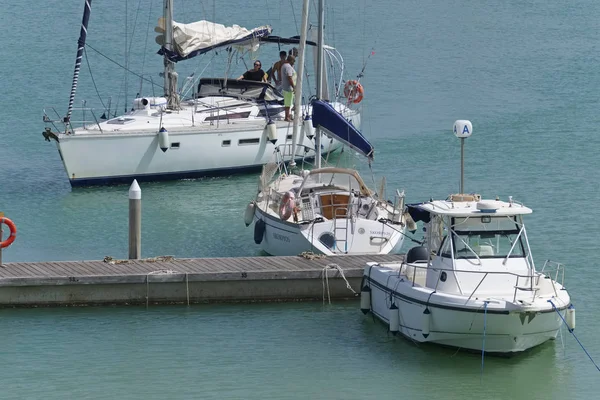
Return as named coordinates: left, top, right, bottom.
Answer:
left=344, top=80, right=364, bottom=104
left=0, top=217, right=17, bottom=248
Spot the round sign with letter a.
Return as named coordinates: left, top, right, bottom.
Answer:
left=453, top=120, right=473, bottom=138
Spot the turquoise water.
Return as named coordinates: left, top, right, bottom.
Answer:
left=2, top=0, right=600, bottom=398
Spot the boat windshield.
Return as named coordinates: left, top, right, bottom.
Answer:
left=196, top=78, right=283, bottom=102
left=439, top=216, right=527, bottom=259
left=300, top=172, right=363, bottom=194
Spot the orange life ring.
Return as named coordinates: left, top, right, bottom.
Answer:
left=0, top=217, right=17, bottom=248
left=279, top=191, right=296, bottom=220
left=343, top=80, right=364, bottom=104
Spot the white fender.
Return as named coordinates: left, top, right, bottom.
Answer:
left=360, top=284, right=371, bottom=314
left=265, top=120, right=277, bottom=144
left=158, top=127, right=169, bottom=152
left=422, top=307, right=431, bottom=338
left=566, top=305, right=575, bottom=331
left=389, top=303, right=399, bottom=335
left=244, top=202, right=255, bottom=227
left=302, top=116, right=315, bottom=139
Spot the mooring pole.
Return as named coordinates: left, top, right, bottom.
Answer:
left=460, top=137, right=465, bottom=194
left=128, top=180, right=141, bottom=259
left=453, top=120, right=472, bottom=194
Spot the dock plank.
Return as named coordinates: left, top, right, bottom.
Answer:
left=0, top=254, right=405, bottom=306
left=0, top=254, right=401, bottom=280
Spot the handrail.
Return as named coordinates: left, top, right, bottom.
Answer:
left=400, top=260, right=564, bottom=303
left=502, top=226, right=524, bottom=265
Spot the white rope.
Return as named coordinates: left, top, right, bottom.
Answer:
left=147, top=269, right=178, bottom=275
left=146, top=269, right=179, bottom=308
left=322, top=263, right=358, bottom=305
left=186, top=273, right=190, bottom=306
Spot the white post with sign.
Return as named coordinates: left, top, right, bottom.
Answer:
left=0, top=211, right=3, bottom=267
left=453, top=120, right=472, bottom=194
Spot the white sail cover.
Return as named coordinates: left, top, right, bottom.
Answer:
left=156, top=18, right=272, bottom=61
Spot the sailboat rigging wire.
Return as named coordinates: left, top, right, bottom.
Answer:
left=124, top=0, right=128, bottom=112
left=83, top=47, right=107, bottom=112
left=356, top=46, right=375, bottom=79
left=290, top=0, right=300, bottom=35
left=66, top=0, right=93, bottom=122
left=85, top=43, right=164, bottom=90
left=180, top=54, right=216, bottom=99
left=139, top=0, right=154, bottom=96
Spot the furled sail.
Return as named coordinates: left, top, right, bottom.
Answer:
left=311, top=100, right=374, bottom=160
left=156, top=18, right=272, bottom=62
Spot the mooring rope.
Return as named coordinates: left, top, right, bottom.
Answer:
left=145, top=269, right=178, bottom=308
left=322, top=263, right=358, bottom=305
left=548, top=300, right=600, bottom=372
left=481, top=301, right=488, bottom=381
left=186, top=273, right=190, bottom=306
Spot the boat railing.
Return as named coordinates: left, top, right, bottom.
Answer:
left=540, top=259, right=566, bottom=294
left=273, top=144, right=317, bottom=174
left=43, top=106, right=104, bottom=134
left=400, top=261, right=563, bottom=303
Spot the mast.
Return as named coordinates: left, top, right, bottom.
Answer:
left=290, top=0, right=310, bottom=165
left=315, top=0, right=325, bottom=168
left=163, top=0, right=180, bottom=109
left=65, top=0, right=93, bottom=123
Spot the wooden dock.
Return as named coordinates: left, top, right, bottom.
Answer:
left=0, top=254, right=403, bottom=307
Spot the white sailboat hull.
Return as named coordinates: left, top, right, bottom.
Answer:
left=364, top=264, right=571, bottom=354
left=55, top=116, right=357, bottom=186
left=254, top=207, right=405, bottom=256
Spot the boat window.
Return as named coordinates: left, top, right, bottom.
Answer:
left=196, top=78, right=283, bottom=102
left=439, top=236, right=453, bottom=258
left=238, top=138, right=260, bottom=145
left=170, top=142, right=180, bottom=149
left=300, top=172, right=363, bottom=194
left=205, top=111, right=251, bottom=122
left=222, top=140, right=231, bottom=147
left=107, top=117, right=135, bottom=125
left=453, top=230, right=525, bottom=259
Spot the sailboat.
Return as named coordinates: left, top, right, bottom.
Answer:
left=42, top=0, right=360, bottom=187
left=245, top=0, right=407, bottom=257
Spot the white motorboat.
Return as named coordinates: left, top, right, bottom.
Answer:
left=42, top=0, right=358, bottom=187
left=361, top=121, right=574, bottom=354
left=245, top=0, right=407, bottom=257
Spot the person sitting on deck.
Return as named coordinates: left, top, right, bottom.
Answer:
left=238, top=60, right=267, bottom=82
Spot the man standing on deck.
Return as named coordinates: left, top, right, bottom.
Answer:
left=269, top=50, right=288, bottom=91
left=281, top=55, right=296, bottom=122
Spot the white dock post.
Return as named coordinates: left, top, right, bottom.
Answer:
left=128, top=180, right=141, bottom=260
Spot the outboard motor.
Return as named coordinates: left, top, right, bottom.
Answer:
left=406, top=246, right=429, bottom=264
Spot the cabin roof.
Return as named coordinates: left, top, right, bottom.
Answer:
left=413, top=197, right=532, bottom=218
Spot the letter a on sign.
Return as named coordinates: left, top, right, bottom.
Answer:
left=453, top=120, right=473, bottom=138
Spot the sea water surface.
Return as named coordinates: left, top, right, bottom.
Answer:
left=1, top=0, right=600, bottom=398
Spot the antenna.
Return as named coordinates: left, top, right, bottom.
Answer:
left=453, top=120, right=472, bottom=194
